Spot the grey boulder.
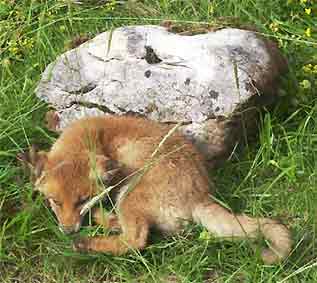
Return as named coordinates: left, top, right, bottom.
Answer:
left=36, top=25, right=287, bottom=165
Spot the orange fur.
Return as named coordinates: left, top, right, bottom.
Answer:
left=30, top=115, right=292, bottom=264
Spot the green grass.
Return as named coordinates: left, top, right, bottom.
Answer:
left=1, top=0, right=317, bottom=282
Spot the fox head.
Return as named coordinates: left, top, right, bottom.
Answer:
left=18, top=146, right=120, bottom=234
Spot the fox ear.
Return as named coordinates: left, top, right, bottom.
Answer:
left=89, top=154, right=121, bottom=184
left=17, top=145, right=48, bottom=185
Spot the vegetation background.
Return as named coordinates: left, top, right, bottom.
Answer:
left=0, top=0, right=316, bottom=282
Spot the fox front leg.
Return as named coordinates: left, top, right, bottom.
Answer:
left=92, top=208, right=121, bottom=232
left=74, top=209, right=150, bottom=255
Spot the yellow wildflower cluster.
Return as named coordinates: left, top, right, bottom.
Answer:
left=269, top=22, right=279, bottom=32
left=299, top=63, right=317, bottom=92
left=299, top=79, right=311, bottom=89
left=208, top=4, right=215, bottom=15
left=302, top=63, right=317, bottom=74
left=305, top=8, right=311, bottom=15
left=305, top=27, right=312, bottom=37
left=7, top=37, right=35, bottom=59
left=299, top=0, right=314, bottom=16
left=297, top=0, right=315, bottom=37
left=104, top=0, right=117, bottom=11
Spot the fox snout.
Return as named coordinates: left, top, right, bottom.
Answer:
left=55, top=209, right=83, bottom=234
left=59, top=221, right=82, bottom=234
left=48, top=199, right=84, bottom=235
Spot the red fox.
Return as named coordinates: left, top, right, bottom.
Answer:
left=23, top=115, right=292, bottom=264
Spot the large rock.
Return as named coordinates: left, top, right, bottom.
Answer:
left=36, top=25, right=287, bottom=165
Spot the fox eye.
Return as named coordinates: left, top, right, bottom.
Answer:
left=50, top=198, right=62, bottom=207
left=75, top=196, right=89, bottom=207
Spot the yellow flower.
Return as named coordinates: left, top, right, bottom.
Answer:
left=199, top=230, right=212, bottom=241
left=300, top=0, right=307, bottom=4
left=303, top=63, right=317, bottom=74
left=269, top=22, right=279, bottom=32
left=22, top=38, right=34, bottom=49
left=302, top=63, right=312, bottom=72
left=305, top=8, right=311, bottom=15
left=305, top=27, right=311, bottom=37
left=9, top=46, right=19, bottom=55
left=208, top=4, right=215, bottom=15
left=300, top=79, right=311, bottom=89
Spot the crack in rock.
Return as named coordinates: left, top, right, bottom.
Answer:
left=68, top=83, right=97, bottom=95
left=68, top=101, right=116, bottom=115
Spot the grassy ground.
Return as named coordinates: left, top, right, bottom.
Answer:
left=0, top=0, right=317, bottom=282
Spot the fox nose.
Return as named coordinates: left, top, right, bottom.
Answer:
left=59, top=225, right=75, bottom=234
left=59, top=222, right=81, bottom=234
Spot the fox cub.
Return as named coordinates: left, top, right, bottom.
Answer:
left=23, top=115, right=292, bottom=264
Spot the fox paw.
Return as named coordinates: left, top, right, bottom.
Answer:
left=73, top=238, right=90, bottom=252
